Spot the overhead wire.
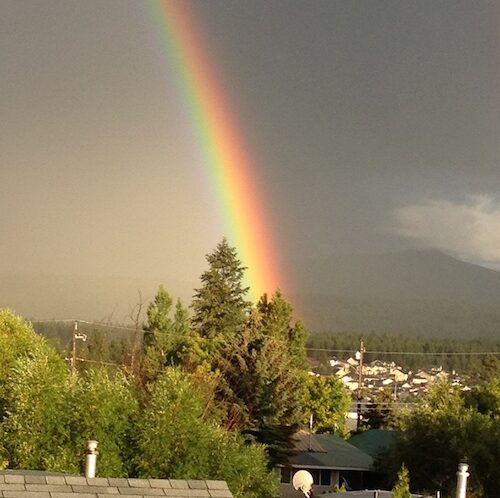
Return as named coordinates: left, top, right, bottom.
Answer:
left=306, top=347, right=500, bottom=356
left=30, top=320, right=500, bottom=355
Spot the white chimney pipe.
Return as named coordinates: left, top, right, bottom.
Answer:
left=455, top=463, right=469, bottom=498
left=85, top=440, right=98, bottom=478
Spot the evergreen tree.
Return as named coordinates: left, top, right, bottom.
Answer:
left=257, top=291, right=309, bottom=371
left=211, top=291, right=311, bottom=466
left=214, top=319, right=305, bottom=431
left=363, top=388, right=394, bottom=430
left=191, top=239, right=250, bottom=355
left=143, top=285, right=173, bottom=347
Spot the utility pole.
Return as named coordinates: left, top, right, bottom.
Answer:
left=71, top=320, right=78, bottom=375
left=356, top=338, right=365, bottom=430
left=70, top=320, right=87, bottom=374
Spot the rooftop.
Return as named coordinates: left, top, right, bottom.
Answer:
left=288, top=431, right=373, bottom=471
left=0, top=472, right=233, bottom=498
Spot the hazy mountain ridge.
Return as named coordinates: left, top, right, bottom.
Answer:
left=288, top=250, right=500, bottom=338
left=293, top=250, right=500, bottom=304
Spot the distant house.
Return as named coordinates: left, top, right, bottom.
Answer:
left=278, top=431, right=373, bottom=498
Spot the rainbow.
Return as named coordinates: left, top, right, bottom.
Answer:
left=148, top=0, right=283, bottom=301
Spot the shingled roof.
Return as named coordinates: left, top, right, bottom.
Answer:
left=288, top=430, right=373, bottom=471
left=0, top=472, right=233, bottom=498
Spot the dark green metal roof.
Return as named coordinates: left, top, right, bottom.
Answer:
left=348, top=429, right=396, bottom=459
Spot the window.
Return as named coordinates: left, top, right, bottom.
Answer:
left=280, top=467, right=292, bottom=484
left=320, top=470, right=331, bottom=486
left=309, top=470, right=320, bottom=485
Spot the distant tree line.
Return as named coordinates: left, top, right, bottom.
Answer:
left=308, top=331, right=499, bottom=378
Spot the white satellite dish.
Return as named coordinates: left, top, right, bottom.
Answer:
left=292, top=470, right=314, bottom=497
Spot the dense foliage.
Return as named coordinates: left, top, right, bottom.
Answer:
left=303, top=375, right=350, bottom=437
left=0, top=308, right=279, bottom=498
left=134, top=368, right=277, bottom=498
left=0, top=240, right=319, bottom=498
left=386, top=380, right=499, bottom=497
left=8, top=240, right=498, bottom=496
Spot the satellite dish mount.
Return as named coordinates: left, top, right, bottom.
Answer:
left=292, top=470, right=314, bottom=498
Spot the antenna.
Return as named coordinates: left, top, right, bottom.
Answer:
left=292, top=470, right=314, bottom=498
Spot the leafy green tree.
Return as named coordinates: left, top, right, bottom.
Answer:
left=133, top=368, right=212, bottom=478
left=142, top=287, right=190, bottom=381
left=0, top=353, right=74, bottom=472
left=0, top=310, right=63, bottom=404
left=68, top=368, right=138, bottom=476
left=478, top=354, right=499, bottom=381
left=304, top=375, right=351, bottom=437
left=392, top=464, right=411, bottom=498
left=133, top=368, right=277, bottom=498
left=466, top=378, right=500, bottom=416
left=388, top=379, right=499, bottom=497
left=191, top=239, right=250, bottom=356
left=211, top=431, right=278, bottom=498
left=0, top=310, right=74, bottom=471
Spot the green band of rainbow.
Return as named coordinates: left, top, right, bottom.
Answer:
left=148, top=0, right=283, bottom=300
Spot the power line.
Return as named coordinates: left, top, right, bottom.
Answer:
left=74, top=357, right=121, bottom=367
left=32, top=319, right=140, bottom=333
left=351, top=402, right=418, bottom=407
left=366, top=350, right=500, bottom=356
left=307, top=348, right=356, bottom=353
left=29, top=320, right=500, bottom=356
left=306, top=347, right=500, bottom=356
left=76, top=320, right=140, bottom=332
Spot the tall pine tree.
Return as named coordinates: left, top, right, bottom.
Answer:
left=191, top=238, right=250, bottom=353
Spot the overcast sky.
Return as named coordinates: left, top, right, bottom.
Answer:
left=2, top=0, right=499, bottom=296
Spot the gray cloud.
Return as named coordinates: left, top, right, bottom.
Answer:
left=394, top=195, right=500, bottom=263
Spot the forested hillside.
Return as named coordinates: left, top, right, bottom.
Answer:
left=307, top=332, right=500, bottom=375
